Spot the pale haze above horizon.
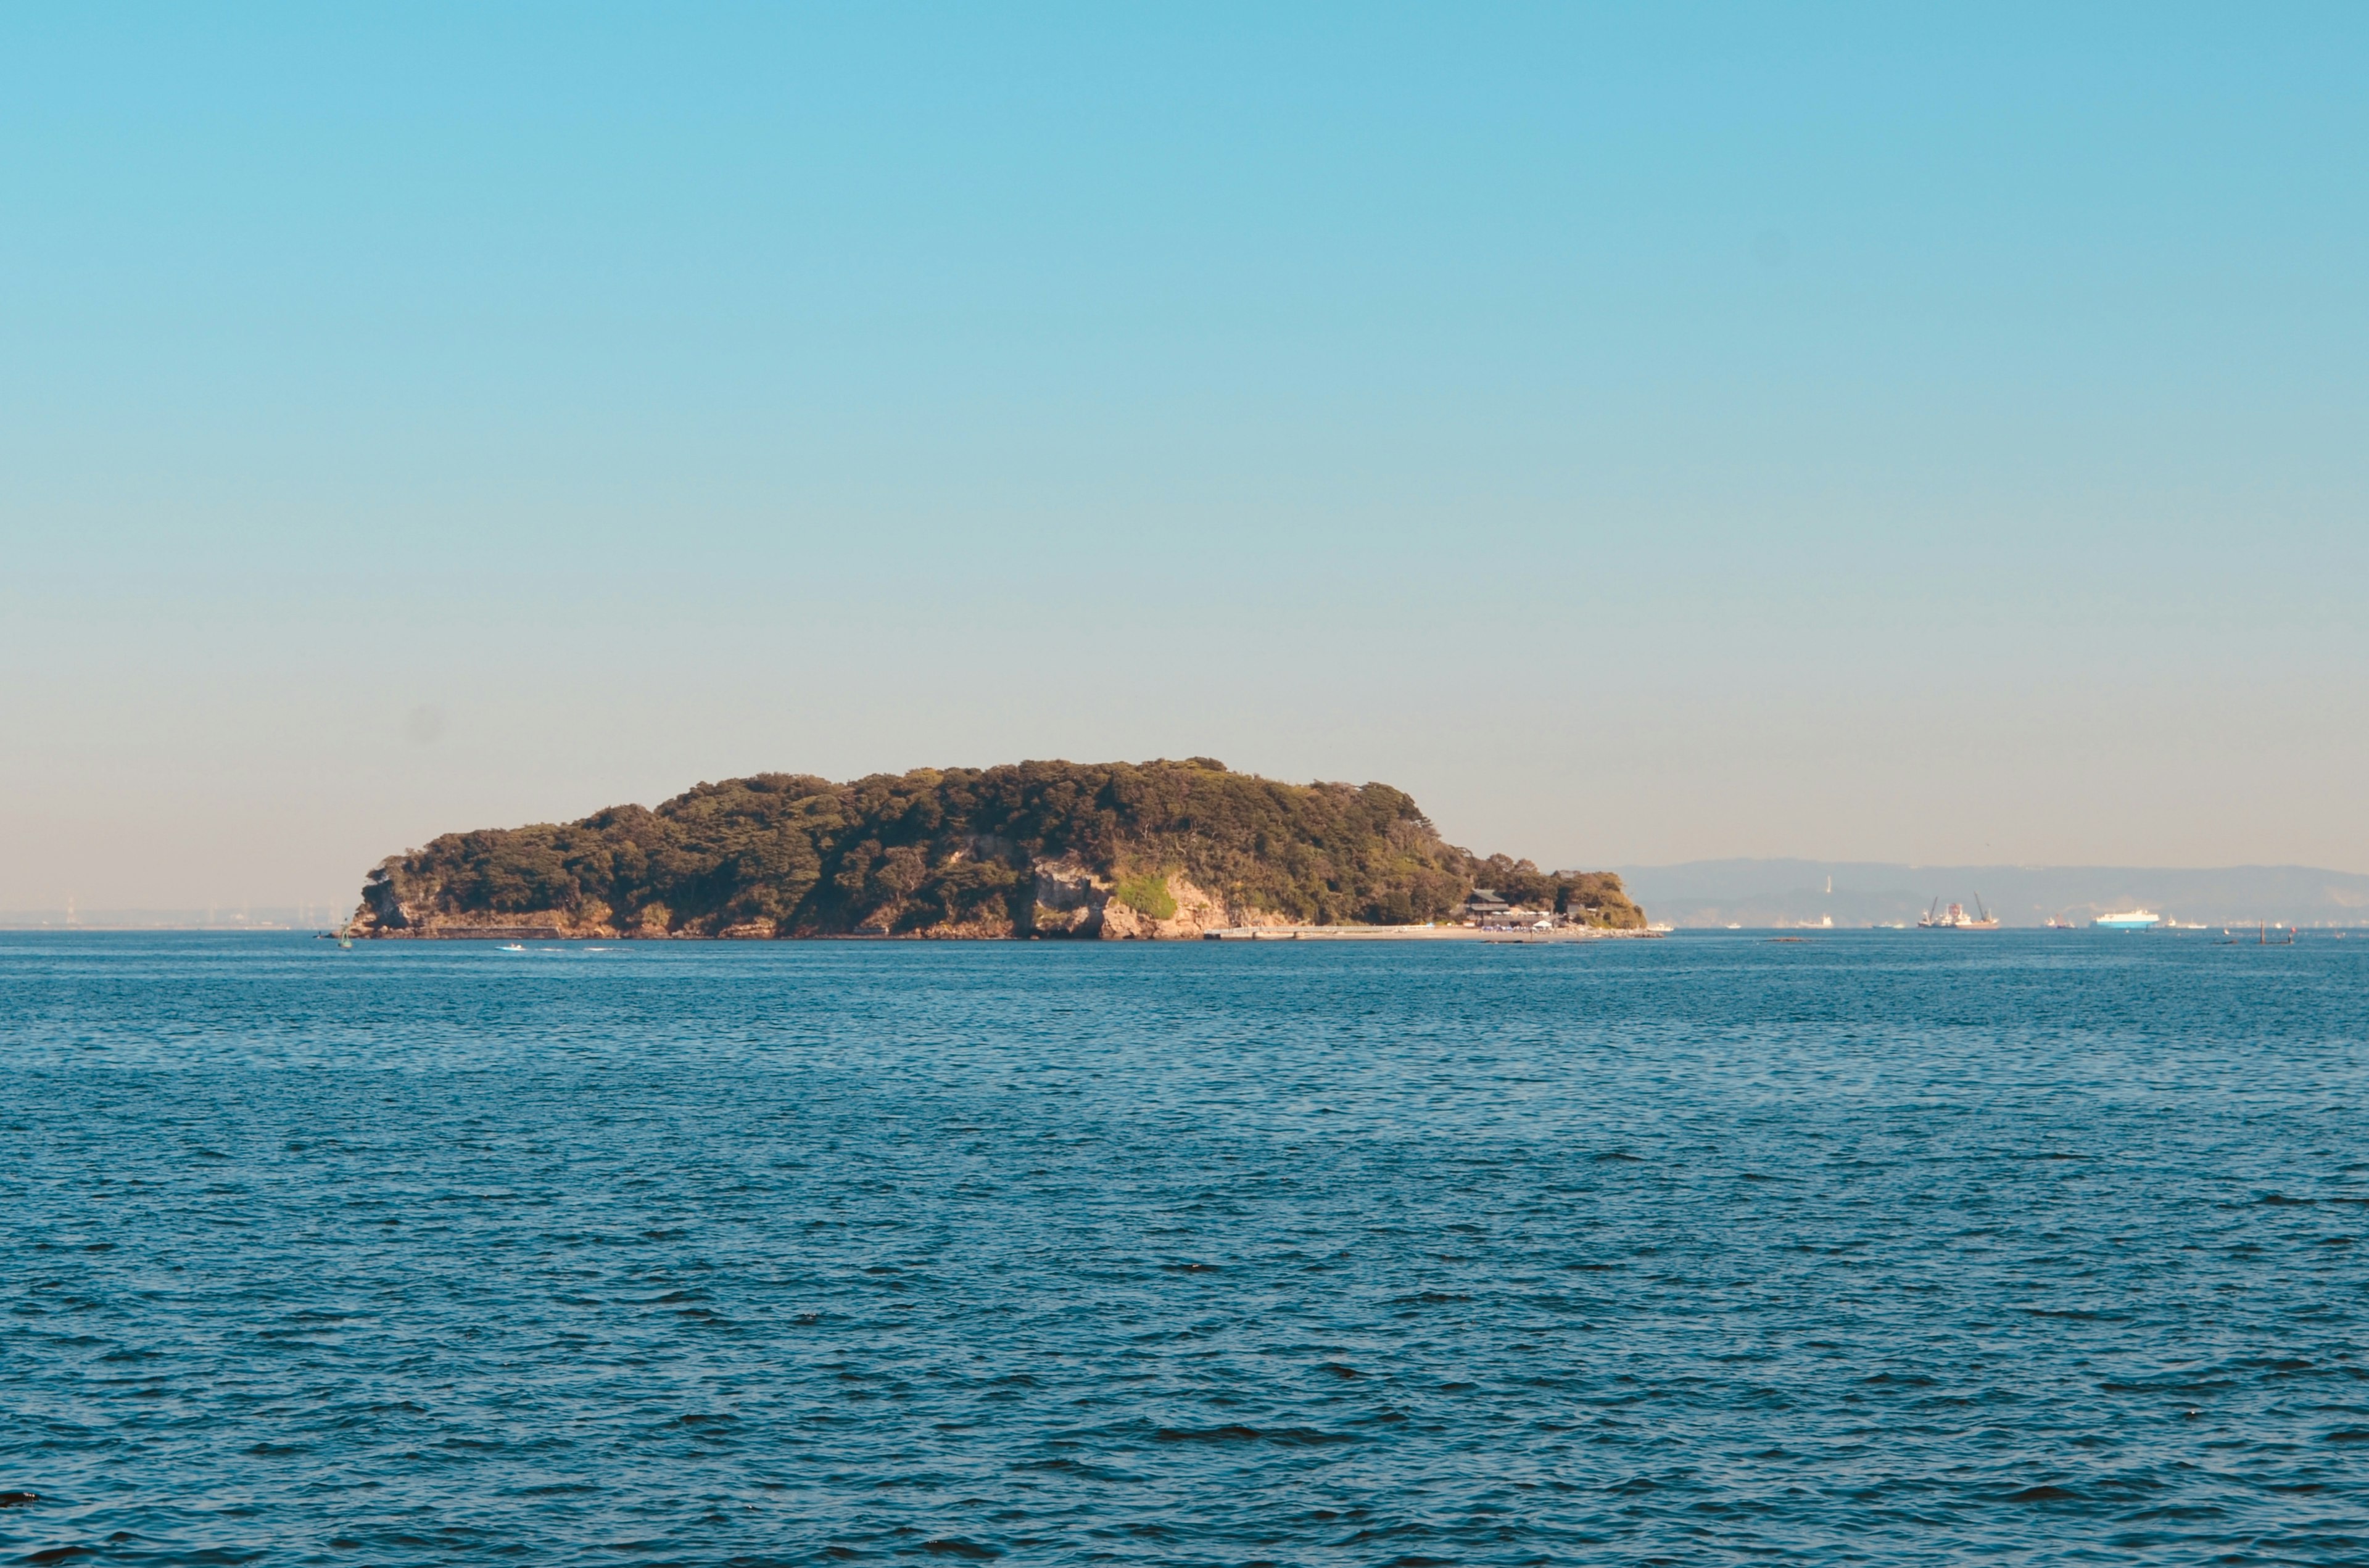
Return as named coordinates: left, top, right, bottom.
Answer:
left=6, top=4, right=2367, bottom=913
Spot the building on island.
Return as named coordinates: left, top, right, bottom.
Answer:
left=1462, top=888, right=1559, bottom=930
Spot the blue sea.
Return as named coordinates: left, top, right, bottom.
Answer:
left=6, top=930, right=2368, bottom=1565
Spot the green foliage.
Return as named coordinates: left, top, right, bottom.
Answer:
left=1465, top=854, right=1646, bottom=928
left=1113, top=870, right=1178, bottom=920
left=358, top=758, right=1645, bottom=936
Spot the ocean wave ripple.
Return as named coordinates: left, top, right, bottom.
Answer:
left=4, top=931, right=2367, bottom=1564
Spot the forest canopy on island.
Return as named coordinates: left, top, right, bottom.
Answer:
left=353, top=758, right=1643, bottom=937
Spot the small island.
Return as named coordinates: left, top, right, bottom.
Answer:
left=346, top=758, right=1646, bottom=939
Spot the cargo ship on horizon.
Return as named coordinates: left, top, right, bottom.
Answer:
left=2091, top=909, right=2162, bottom=931
left=1919, top=897, right=1999, bottom=930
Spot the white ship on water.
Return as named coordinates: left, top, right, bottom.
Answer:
left=2091, top=909, right=2160, bottom=931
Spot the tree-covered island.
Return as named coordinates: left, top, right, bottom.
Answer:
left=348, top=758, right=1645, bottom=939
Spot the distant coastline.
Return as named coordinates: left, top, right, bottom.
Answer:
left=0, top=908, right=342, bottom=932
left=1616, top=859, right=2369, bottom=930
left=344, top=759, right=1648, bottom=941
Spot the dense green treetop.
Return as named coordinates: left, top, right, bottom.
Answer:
left=356, top=758, right=1644, bottom=936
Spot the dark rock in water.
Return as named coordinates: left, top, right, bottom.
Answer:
left=0, top=1491, right=38, bottom=1507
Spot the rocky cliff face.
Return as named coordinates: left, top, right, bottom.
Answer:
left=349, top=857, right=1297, bottom=940
left=1027, top=859, right=1295, bottom=940
left=349, top=869, right=616, bottom=939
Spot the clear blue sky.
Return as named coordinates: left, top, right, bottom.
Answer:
left=5, top=3, right=2366, bottom=910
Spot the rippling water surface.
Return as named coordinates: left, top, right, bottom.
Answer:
left=6, top=930, right=2368, bottom=1564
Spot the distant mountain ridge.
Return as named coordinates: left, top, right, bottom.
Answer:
left=351, top=759, right=1645, bottom=939
left=1617, top=859, right=2369, bottom=928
